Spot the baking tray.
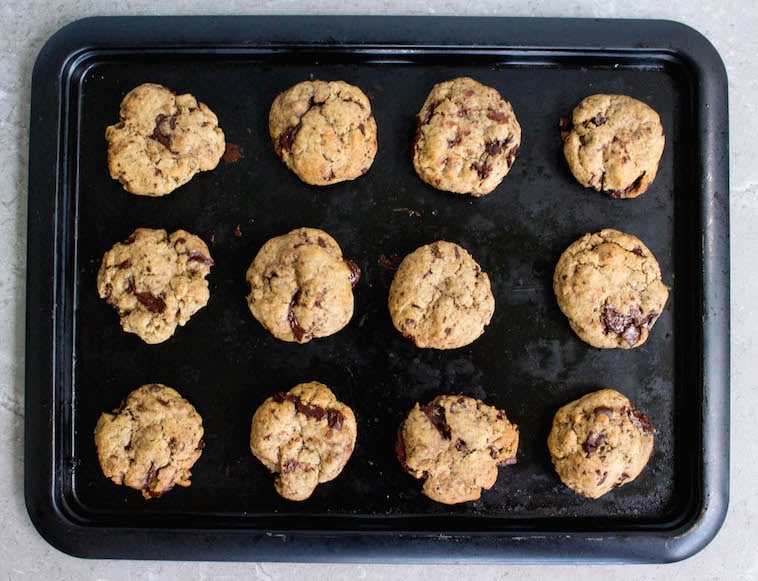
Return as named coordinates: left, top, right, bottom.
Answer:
left=25, top=16, right=729, bottom=563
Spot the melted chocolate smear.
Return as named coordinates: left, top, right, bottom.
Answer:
left=223, top=143, right=244, bottom=163
left=629, top=407, right=655, bottom=436
left=118, top=260, right=131, bottom=269
left=188, top=251, right=214, bottom=266
left=378, top=253, right=402, bottom=271
left=287, top=308, right=307, bottom=342
left=278, top=122, right=302, bottom=152
left=136, top=291, right=166, bottom=313
left=582, top=431, right=606, bottom=457
left=485, top=137, right=511, bottom=156
left=345, top=259, right=361, bottom=287
left=470, top=161, right=492, bottom=180
left=125, top=276, right=136, bottom=294
left=420, top=404, right=452, bottom=440
left=151, top=114, right=174, bottom=149
left=593, top=406, right=614, bottom=419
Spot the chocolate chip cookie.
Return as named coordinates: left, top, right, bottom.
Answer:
left=388, top=241, right=494, bottom=349
left=547, top=388, right=655, bottom=499
left=246, top=227, right=360, bottom=343
left=412, top=77, right=521, bottom=196
left=97, top=228, right=214, bottom=344
left=553, top=229, right=668, bottom=349
left=249, top=381, right=357, bottom=501
left=269, top=80, right=378, bottom=185
left=560, top=94, right=665, bottom=198
left=94, top=383, right=205, bottom=499
left=396, top=395, right=519, bottom=504
left=106, top=83, right=225, bottom=196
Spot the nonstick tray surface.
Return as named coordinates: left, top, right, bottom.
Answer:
left=25, top=16, right=729, bottom=562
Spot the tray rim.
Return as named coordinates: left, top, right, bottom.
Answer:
left=24, top=14, right=730, bottom=563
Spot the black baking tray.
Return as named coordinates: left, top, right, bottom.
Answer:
left=25, top=16, right=729, bottom=563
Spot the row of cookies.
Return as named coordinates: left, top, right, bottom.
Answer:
left=105, top=79, right=664, bottom=199
left=94, top=381, right=654, bottom=504
left=97, top=225, right=668, bottom=350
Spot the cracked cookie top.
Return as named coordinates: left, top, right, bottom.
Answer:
left=560, top=94, right=665, bottom=199
left=97, top=228, right=214, bottom=344
left=547, top=388, right=655, bottom=499
left=388, top=241, right=495, bottom=349
left=396, top=394, right=519, bottom=504
left=249, top=381, right=357, bottom=501
left=268, top=80, right=378, bottom=185
left=412, top=77, right=521, bottom=196
left=553, top=229, right=669, bottom=349
left=245, top=227, right=359, bottom=343
left=94, top=383, right=205, bottom=499
left=105, top=83, right=225, bottom=196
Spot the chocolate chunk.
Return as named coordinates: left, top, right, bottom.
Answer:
left=631, top=246, right=645, bottom=257
left=602, top=304, right=644, bottom=346
left=582, top=431, right=606, bottom=457
left=559, top=116, right=572, bottom=141
left=222, top=143, right=244, bottom=163
left=287, top=307, right=307, bottom=342
left=591, top=113, right=607, bottom=126
left=196, top=439, right=206, bottom=450
left=453, top=246, right=460, bottom=260
left=358, top=123, right=365, bottom=135
left=135, top=291, right=166, bottom=313
left=486, top=109, right=508, bottom=123
left=420, top=404, right=452, bottom=440
left=344, top=259, right=361, bottom=287
left=118, top=259, right=131, bottom=269
left=613, top=472, right=630, bottom=488
left=395, top=423, right=411, bottom=474
left=629, top=407, right=655, bottom=436
left=148, top=384, right=162, bottom=392
left=455, top=438, right=466, bottom=451
left=431, top=244, right=443, bottom=259
left=151, top=114, right=174, bottom=149
left=188, top=251, right=214, bottom=266
left=484, top=140, right=504, bottom=156
left=156, top=398, right=169, bottom=407
left=327, top=409, right=345, bottom=430
left=295, top=400, right=326, bottom=422
left=444, top=327, right=452, bottom=336
left=123, top=234, right=136, bottom=245
left=470, top=161, right=491, bottom=180
left=593, top=406, right=614, bottom=419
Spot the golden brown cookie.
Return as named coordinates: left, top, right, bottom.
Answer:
left=269, top=80, right=377, bottom=185
left=94, top=383, right=205, bottom=499
left=412, top=77, right=521, bottom=196
left=396, top=395, right=519, bottom=504
left=105, top=83, right=225, bottom=196
left=553, top=229, right=669, bottom=349
left=560, top=94, right=665, bottom=198
left=245, top=227, right=360, bottom=343
left=388, top=241, right=494, bottom=349
left=547, top=388, right=655, bottom=499
left=249, top=381, right=357, bottom=501
left=97, top=228, right=214, bottom=344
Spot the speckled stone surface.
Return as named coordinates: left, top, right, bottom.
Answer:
left=2, top=1, right=755, bottom=579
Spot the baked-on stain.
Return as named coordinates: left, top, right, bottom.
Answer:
left=222, top=143, right=244, bottom=163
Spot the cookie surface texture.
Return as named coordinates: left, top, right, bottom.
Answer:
left=553, top=229, right=668, bottom=349
left=106, top=83, right=225, bottom=196
left=561, top=94, right=665, bottom=198
left=94, top=383, right=205, bottom=499
left=388, top=241, right=494, bottom=349
left=396, top=395, right=519, bottom=504
left=269, top=80, right=378, bottom=185
left=547, top=388, right=655, bottom=499
left=246, top=227, right=359, bottom=343
left=412, top=76, right=521, bottom=196
left=97, top=228, right=214, bottom=344
left=249, top=381, right=357, bottom=501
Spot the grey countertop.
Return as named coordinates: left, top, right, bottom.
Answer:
left=2, top=1, right=755, bottom=579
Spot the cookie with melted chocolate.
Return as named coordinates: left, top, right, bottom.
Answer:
left=245, top=227, right=359, bottom=343
left=553, top=229, right=668, bottom=349
left=249, top=381, right=357, bottom=501
left=547, top=388, right=655, bottom=499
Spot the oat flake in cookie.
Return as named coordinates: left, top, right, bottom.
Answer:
left=412, top=77, right=521, bottom=196
left=249, top=382, right=357, bottom=501
left=553, top=229, right=668, bottom=349
left=94, top=383, right=205, bottom=500
left=396, top=395, right=519, bottom=504
left=97, top=228, right=214, bottom=344
left=560, top=94, right=665, bottom=198
left=246, top=227, right=360, bottom=343
left=105, top=83, right=225, bottom=196
left=269, top=80, right=378, bottom=185
left=388, top=241, right=494, bottom=349
left=547, top=389, right=655, bottom=499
